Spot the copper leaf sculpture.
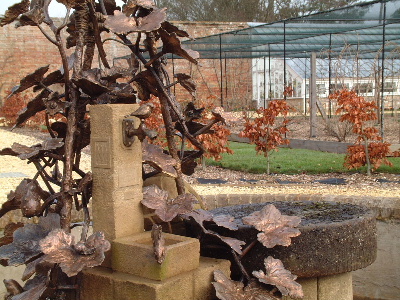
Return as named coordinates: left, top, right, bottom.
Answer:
left=213, top=270, right=278, bottom=300
left=142, top=185, right=197, bottom=222
left=0, top=0, right=30, bottom=26
left=9, top=65, right=50, bottom=97
left=0, top=214, right=60, bottom=266
left=242, top=204, right=301, bottom=248
left=40, top=229, right=111, bottom=277
left=11, top=273, right=49, bottom=300
left=253, top=256, right=304, bottom=299
left=151, top=224, right=166, bottom=264
left=105, top=9, right=166, bottom=34
left=143, top=141, right=177, bottom=177
left=212, top=214, right=239, bottom=231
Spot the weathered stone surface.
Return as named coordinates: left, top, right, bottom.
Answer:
left=193, top=257, right=231, bottom=300
left=283, top=273, right=352, bottom=300
left=81, top=257, right=230, bottom=300
left=318, top=272, right=353, bottom=300
left=90, top=104, right=144, bottom=242
left=112, top=232, right=200, bottom=281
left=190, top=201, right=377, bottom=278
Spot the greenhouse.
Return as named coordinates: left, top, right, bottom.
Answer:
left=180, top=0, right=400, bottom=135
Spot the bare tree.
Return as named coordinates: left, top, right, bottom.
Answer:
left=0, top=50, right=16, bottom=106
left=155, top=0, right=366, bottom=22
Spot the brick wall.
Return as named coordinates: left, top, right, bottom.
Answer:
left=0, top=20, right=252, bottom=110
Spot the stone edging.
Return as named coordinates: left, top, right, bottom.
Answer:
left=201, top=193, right=400, bottom=221
left=1, top=193, right=398, bottom=229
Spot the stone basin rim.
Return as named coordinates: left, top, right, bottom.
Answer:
left=192, top=200, right=378, bottom=278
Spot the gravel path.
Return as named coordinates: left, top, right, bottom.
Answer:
left=1, top=127, right=400, bottom=207
left=0, top=127, right=91, bottom=205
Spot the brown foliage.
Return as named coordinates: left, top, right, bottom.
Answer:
left=0, top=92, right=45, bottom=127
left=241, top=100, right=291, bottom=156
left=330, top=89, right=392, bottom=173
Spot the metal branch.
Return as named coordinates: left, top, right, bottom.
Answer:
left=239, top=240, right=257, bottom=259
left=87, top=1, right=110, bottom=69
left=42, top=0, right=57, bottom=32
left=32, top=160, right=56, bottom=194
left=56, top=7, right=71, bottom=35
left=231, top=250, right=251, bottom=282
left=37, top=24, right=58, bottom=45
left=99, top=0, right=107, bottom=15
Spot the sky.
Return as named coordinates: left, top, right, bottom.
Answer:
left=0, top=0, right=125, bottom=18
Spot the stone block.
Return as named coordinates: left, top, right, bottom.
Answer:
left=112, top=232, right=200, bottom=280
left=318, top=272, right=352, bottom=300
left=81, top=257, right=231, bottom=300
left=90, top=104, right=144, bottom=241
left=80, top=266, right=193, bottom=300
left=284, top=273, right=352, bottom=300
left=283, top=277, right=317, bottom=300
left=80, top=267, right=115, bottom=300
left=193, top=257, right=231, bottom=300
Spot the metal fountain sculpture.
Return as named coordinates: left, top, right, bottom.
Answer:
left=0, top=0, right=317, bottom=299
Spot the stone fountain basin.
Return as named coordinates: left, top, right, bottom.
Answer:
left=189, top=201, right=377, bottom=278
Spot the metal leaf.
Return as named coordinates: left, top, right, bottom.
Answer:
left=0, top=179, right=36, bottom=219
left=242, top=204, right=301, bottom=248
left=43, top=92, right=66, bottom=116
left=13, top=89, right=50, bottom=128
left=151, top=224, right=166, bottom=264
left=100, top=66, right=127, bottom=82
left=9, top=65, right=50, bottom=97
left=175, top=73, right=196, bottom=97
left=183, top=210, right=244, bottom=254
left=0, top=223, right=24, bottom=247
left=182, top=209, right=213, bottom=231
left=213, top=270, right=276, bottom=300
left=184, top=102, right=204, bottom=121
left=8, top=138, right=64, bottom=160
left=20, top=180, right=50, bottom=218
left=141, top=185, right=197, bottom=222
left=0, top=214, right=60, bottom=266
left=97, top=82, right=137, bottom=104
left=143, top=141, right=177, bottom=177
left=133, top=70, right=159, bottom=99
left=136, top=8, right=166, bottom=31
left=22, top=256, right=44, bottom=281
left=121, top=0, right=138, bottom=16
left=41, top=229, right=111, bottom=277
left=3, top=279, right=23, bottom=299
left=105, top=9, right=166, bottom=34
left=33, top=70, right=64, bottom=92
left=161, top=21, right=190, bottom=38
left=55, top=0, right=83, bottom=9
left=12, top=273, right=48, bottom=300
left=0, top=0, right=30, bottom=27
left=213, top=214, right=239, bottom=231
left=136, top=0, right=156, bottom=9
left=72, top=76, right=110, bottom=97
left=209, top=231, right=245, bottom=255
left=253, top=256, right=304, bottom=299
left=181, top=158, right=197, bottom=176
left=142, top=185, right=169, bottom=210
left=16, top=6, right=45, bottom=27
left=96, top=0, right=118, bottom=14
left=159, top=29, right=199, bottom=64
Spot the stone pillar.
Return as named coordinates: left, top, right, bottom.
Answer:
left=310, top=52, right=317, bottom=138
left=90, top=104, right=143, bottom=241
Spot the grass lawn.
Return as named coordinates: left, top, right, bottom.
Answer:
left=205, top=142, right=400, bottom=174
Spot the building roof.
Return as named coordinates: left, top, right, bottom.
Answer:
left=182, top=0, right=400, bottom=59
